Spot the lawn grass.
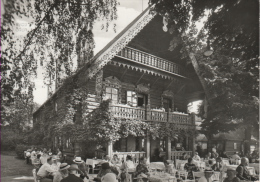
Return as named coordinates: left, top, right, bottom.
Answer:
left=1, top=153, right=34, bottom=177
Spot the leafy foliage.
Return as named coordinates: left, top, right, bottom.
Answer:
left=149, top=0, right=259, bottom=136
left=1, top=0, right=119, bottom=125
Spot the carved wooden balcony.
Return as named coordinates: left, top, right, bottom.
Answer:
left=110, top=105, right=146, bottom=120
left=109, top=105, right=194, bottom=125
left=116, top=46, right=186, bottom=77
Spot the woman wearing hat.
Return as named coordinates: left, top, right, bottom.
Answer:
left=53, top=163, right=70, bottom=182
left=73, top=157, right=89, bottom=180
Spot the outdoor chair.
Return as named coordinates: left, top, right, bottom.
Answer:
left=211, top=172, right=220, bottom=181
left=192, top=171, right=204, bottom=181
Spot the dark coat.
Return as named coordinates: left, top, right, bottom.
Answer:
left=60, top=174, right=84, bottom=182
left=236, top=164, right=251, bottom=180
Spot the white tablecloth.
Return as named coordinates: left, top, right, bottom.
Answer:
left=249, top=163, right=259, bottom=174
left=149, top=172, right=175, bottom=182
left=86, top=159, right=103, bottom=169
left=149, top=162, right=165, bottom=170
left=176, top=160, right=187, bottom=170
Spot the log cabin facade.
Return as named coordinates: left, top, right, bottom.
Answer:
left=33, top=8, right=205, bottom=162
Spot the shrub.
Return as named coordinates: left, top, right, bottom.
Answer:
left=15, top=144, right=31, bottom=159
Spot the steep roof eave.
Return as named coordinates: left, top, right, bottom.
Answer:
left=33, top=7, right=155, bottom=115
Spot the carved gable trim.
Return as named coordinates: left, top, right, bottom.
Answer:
left=87, top=8, right=156, bottom=79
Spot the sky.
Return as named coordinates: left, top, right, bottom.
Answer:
left=10, top=0, right=201, bottom=112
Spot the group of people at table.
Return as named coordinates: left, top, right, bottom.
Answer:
left=179, top=151, right=259, bottom=182
left=29, top=148, right=259, bottom=182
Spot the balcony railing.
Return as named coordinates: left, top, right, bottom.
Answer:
left=116, top=46, right=186, bottom=77
left=110, top=105, right=194, bottom=124
left=110, top=105, right=146, bottom=120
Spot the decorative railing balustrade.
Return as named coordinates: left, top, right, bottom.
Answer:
left=171, top=151, right=193, bottom=161
left=117, top=46, right=186, bottom=77
left=149, top=110, right=168, bottom=122
left=110, top=105, right=146, bottom=120
left=109, top=105, right=194, bottom=124
left=112, top=151, right=146, bottom=163
left=169, top=112, right=191, bottom=124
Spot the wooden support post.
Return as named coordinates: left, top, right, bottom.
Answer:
left=186, top=136, right=189, bottom=151
left=192, top=136, right=195, bottom=156
left=145, top=134, right=151, bottom=163
left=166, top=137, right=171, bottom=160
left=107, top=141, right=113, bottom=158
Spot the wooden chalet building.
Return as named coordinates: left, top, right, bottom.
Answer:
left=33, top=8, right=205, bottom=162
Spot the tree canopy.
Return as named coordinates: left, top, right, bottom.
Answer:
left=1, top=0, right=119, bottom=121
left=149, top=0, right=259, bottom=137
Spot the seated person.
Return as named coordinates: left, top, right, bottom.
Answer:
left=212, top=157, right=223, bottom=171
left=198, top=170, right=214, bottom=182
left=223, top=169, right=240, bottom=182
left=32, top=154, right=42, bottom=170
left=221, top=151, right=229, bottom=159
left=134, top=157, right=149, bottom=182
left=236, top=157, right=258, bottom=181
left=120, top=155, right=135, bottom=171
left=51, top=156, right=61, bottom=171
left=184, top=157, right=199, bottom=180
left=231, top=152, right=241, bottom=164
left=37, top=157, right=56, bottom=180
left=53, top=163, right=70, bottom=182
left=61, top=164, right=83, bottom=182
left=111, top=154, right=122, bottom=167
left=120, top=155, right=136, bottom=182
left=181, top=152, right=189, bottom=160
left=207, top=159, right=214, bottom=169
left=211, top=151, right=219, bottom=159
left=95, top=162, right=119, bottom=182
left=73, top=157, right=89, bottom=180
left=102, top=172, right=118, bottom=182
left=193, top=152, right=201, bottom=161
left=205, top=152, right=212, bottom=160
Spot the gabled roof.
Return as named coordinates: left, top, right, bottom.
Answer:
left=34, top=7, right=156, bottom=115
left=34, top=6, right=206, bottom=115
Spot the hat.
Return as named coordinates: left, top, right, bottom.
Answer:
left=59, top=163, right=70, bottom=171
left=68, top=164, right=80, bottom=171
left=204, top=169, right=214, bottom=173
left=101, top=162, right=110, bottom=170
left=73, top=157, right=84, bottom=164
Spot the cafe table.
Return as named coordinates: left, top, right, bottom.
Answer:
left=86, top=158, right=103, bottom=172
left=249, top=163, right=259, bottom=174
left=148, top=172, right=176, bottom=182
left=149, top=162, right=166, bottom=171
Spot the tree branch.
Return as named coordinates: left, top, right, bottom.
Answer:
left=14, top=3, right=57, bottom=61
